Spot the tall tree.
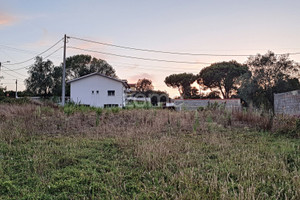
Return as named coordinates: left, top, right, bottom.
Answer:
left=198, top=61, right=248, bottom=99
left=238, top=51, right=300, bottom=109
left=51, top=66, right=63, bottom=96
left=164, top=73, right=197, bottom=98
left=90, top=57, right=116, bottom=78
left=25, top=57, right=54, bottom=96
left=136, top=78, right=154, bottom=92
left=25, top=55, right=117, bottom=96
left=66, top=54, right=117, bottom=79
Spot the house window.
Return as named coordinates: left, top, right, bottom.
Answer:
left=104, top=104, right=118, bottom=108
left=108, top=90, right=115, bottom=96
left=92, top=90, right=94, bottom=94
left=96, top=90, right=99, bottom=94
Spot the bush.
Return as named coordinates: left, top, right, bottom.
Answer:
left=232, top=108, right=273, bottom=131
left=272, top=116, right=300, bottom=138
left=0, top=97, right=30, bottom=104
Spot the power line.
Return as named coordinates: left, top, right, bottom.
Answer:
left=68, top=46, right=211, bottom=65
left=5, top=38, right=63, bottom=66
left=1, top=65, right=27, bottom=77
left=2, top=64, right=30, bottom=71
left=0, top=78, right=23, bottom=81
left=1, top=70, right=25, bottom=79
left=113, top=64, right=199, bottom=73
left=0, top=44, right=62, bottom=60
left=0, top=44, right=37, bottom=54
left=69, top=36, right=300, bottom=57
left=43, top=46, right=63, bottom=60
left=0, top=83, right=15, bottom=85
left=2, top=46, right=63, bottom=71
left=109, top=61, right=200, bottom=70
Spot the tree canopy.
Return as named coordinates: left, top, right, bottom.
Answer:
left=164, top=73, right=197, bottom=98
left=66, top=54, right=117, bottom=79
left=25, top=55, right=117, bottom=96
left=25, top=57, right=54, bottom=96
left=198, top=61, right=248, bottom=99
left=136, top=78, right=154, bottom=92
left=238, top=51, right=300, bottom=109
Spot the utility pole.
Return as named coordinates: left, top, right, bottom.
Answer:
left=0, top=61, right=10, bottom=86
left=62, top=34, right=67, bottom=106
left=0, top=62, right=2, bottom=88
left=15, top=79, right=18, bottom=98
left=0, top=62, right=2, bottom=80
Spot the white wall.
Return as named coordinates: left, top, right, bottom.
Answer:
left=70, top=75, right=125, bottom=108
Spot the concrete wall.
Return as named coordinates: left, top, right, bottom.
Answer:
left=70, top=75, right=126, bottom=108
left=174, top=99, right=241, bottom=111
left=274, top=90, right=300, bottom=115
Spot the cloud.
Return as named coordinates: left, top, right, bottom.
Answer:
left=0, top=13, right=15, bottom=26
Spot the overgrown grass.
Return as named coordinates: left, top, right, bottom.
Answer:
left=125, top=101, right=156, bottom=110
left=0, top=103, right=299, bottom=199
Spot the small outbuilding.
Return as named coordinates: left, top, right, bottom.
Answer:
left=67, top=72, right=129, bottom=108
left=274, top=90, right=300, bottom=115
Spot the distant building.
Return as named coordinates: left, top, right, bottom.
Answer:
left=68, top=72, right=129, bottom=108
left=128, top=83, right=137, bottom=92
left=274, top=90, right=300, bottom=115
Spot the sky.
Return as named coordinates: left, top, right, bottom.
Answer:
left=1, top=0, right=300, bottom=97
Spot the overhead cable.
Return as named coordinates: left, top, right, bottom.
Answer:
left=5, top=38, right=63, bottom=65
left=69, top=36, right=300, bottom=57
left=68, top=46, right=210, bottom=65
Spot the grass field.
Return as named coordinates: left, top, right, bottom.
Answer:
left=0, top=102, right=299, bottom=199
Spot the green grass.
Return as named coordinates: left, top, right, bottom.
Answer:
left=0, top=137, right=139, bottom=199
left=1, top=132, right=299, bottom=199
left=0, top=103, right=299, bottom=199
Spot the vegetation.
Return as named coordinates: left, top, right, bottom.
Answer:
left=129, top=78, right=169, bottom=105
left=136, top=78, right=154, bottom=92
left=238, top=51, right=300, bottom=110
left=66, top=54, right=117, bottom=79
left=198, top=61, right=248, bottom=99
left=0, top=96, right=30, bottom=104
left=25, top=57, right=55, bottom=96
left=164, top=73, right=197, bottom=98
left=0, top=102, right=299, bottom=199
left=24, top=55, right=117, bottom=97
left=22, top=51, right=300, bottom=110
left=162, top=52, right=300, bottom=111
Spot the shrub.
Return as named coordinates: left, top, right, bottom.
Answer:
left=232, top=108, right=273, bottom=131
left=0, top=97, right=30, bottom=104
left=272, top=115, right=300, bottom=138
left=197, top=106, right=204, bottom=111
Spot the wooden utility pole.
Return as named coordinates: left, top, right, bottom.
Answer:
left=15, top=79, right=18, bottom=98
left=62, top=34, right=67, bottom=106
left=0, top=62, right=2, bottom=80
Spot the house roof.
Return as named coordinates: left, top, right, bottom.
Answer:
left=67, top=72, right=129, bottom=88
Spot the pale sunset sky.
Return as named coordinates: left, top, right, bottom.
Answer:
left=1, top=0, right=300, bottom=97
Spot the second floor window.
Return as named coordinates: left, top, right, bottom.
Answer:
left=108, top=90, right=115, bottom=96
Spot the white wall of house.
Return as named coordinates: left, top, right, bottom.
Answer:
left=70, top=75, right=126, bottom=108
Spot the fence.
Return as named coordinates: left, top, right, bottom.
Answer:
left=174, top=99, right=241, bottom=111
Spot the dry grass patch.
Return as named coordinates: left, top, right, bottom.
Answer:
left=0, top=103, right=299, bottom=199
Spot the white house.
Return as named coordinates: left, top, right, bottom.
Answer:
left=67, top=72, right=129, bottom=108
